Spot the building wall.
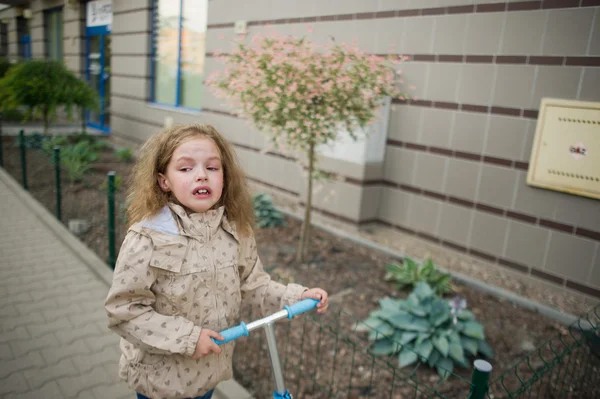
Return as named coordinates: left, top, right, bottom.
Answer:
left=198, top=1, right=600, bottom=299
left=4, top=1, right=599, bottom=299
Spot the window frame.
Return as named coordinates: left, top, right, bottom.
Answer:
left=0, top=22, right=8, bottom=57
left=44, top=6, right=63, bottom=61
left=149, top=0, right=206, bottom=111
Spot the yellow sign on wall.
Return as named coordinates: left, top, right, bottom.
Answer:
left=527, top=98, right=600, bottom=200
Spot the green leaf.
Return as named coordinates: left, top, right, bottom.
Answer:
left=477, top=340, right=494, bottom=359
left=386, top=313, right=414, bottom=329
left=408, top=305, right=427, bottom=317
left=368, top=323, right=395, bottom=340
left=457, top=310, right=475, bottom=320
left=416, top=332, right=431, bottom=345
left=354, top=317, right=384, bottom=333
left=414, top=340, right=434, bottom=361
left=436, top=357, right=454, bottom=381
left=398, top=347, right=419, bottom=368
left=463, top=321, right=485, bottom=340
left=406, top=319, right=431, bottom=332
left=428, top=349, right=441, bottom=368
left=448, top=331, right=461, bottom=344
left=433, top=336, right=449, bottom=357
left=414, top=282, right=434, bottom=299
left=461, top=336, right=478, bottom=356
left=371, top=339, right=399, bottom=356
left=379, top=297, right=403, bottom=311
left=448, top=342, right=466, bottom=366
left=420, top=258, right=434, bottom=277
left=400, top=332, right=418, bottom=345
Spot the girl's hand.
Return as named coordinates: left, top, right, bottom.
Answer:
left=192, top=329, right=224, bottom=359
left=301, top=288, right=329, bottom=314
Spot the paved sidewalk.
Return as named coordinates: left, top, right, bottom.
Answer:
left=0, top=167, right=253, bottom=399
left=0, top=169, right=131, bottom=398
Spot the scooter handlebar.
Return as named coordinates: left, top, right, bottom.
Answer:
left=211, top=322, right=249, bottom=345
left=212, top=299, right=320, bottom=346
left=284, top=298, right=319, bottom=319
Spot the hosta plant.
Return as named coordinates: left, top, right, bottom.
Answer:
left=356, top=282, right=493, bottom=380
left=385, top=257, right=452, bottom=295
left=253, top=193, right=286, bottom=228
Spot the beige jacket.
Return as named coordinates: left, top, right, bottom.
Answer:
left=105, top=203, right=307, bottom=399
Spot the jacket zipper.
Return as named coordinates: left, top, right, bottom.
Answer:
left=207, top=220, right=222, bottom=371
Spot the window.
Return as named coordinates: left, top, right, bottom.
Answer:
left=0, top=22, right=8, bottom=57
left=44, top=7, right=63, bottom=60
left=17, top=16, right=31, bottom=59
left=151, top=0, right=208, bottom=109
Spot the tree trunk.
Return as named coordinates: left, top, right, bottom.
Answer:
left=43, top=107, right=49, bottom=136
left=296, top=141, right=315, bottom=264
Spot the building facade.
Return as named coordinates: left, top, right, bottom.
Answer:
left=0, top=0, right=599, bottom=300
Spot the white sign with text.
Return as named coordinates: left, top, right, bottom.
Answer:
left=87, top=0, right=112, bottom=28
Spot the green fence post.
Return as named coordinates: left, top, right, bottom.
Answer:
left=469, top=360, right=492, bottom=399
left=0, top=112, right=3, bottom=168
left=19, top=129, right=28, bottom=190
left=107, top=171, right=116, bottom=269
left=54, top=146, right=62, bottom=221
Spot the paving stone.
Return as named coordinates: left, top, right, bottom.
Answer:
left=0, top=343, right=13, bottom=360
left=4, top=381, right=63, bottom=399
left=9, top=331, right=59, bottom=358
left=57, top=365, right=112, bottom=398
left=41, top=339, right=89, bottom=365
left=92, top=380, right=132, bottom=399
left=0, top=351, right=45, bottom=379
left=0, top=372, right=29, bottom=396
left=23, top=357, right=77, bottom=390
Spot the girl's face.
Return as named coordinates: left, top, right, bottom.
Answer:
left=158, top=137, right=224, bottom=214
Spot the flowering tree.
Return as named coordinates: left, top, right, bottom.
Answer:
left=207, top=31, right=408, bottom=263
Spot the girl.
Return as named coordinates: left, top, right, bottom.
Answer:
left=105, top=124, right=328, bottom=399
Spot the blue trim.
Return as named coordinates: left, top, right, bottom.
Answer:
left=149, top=102, right=204, bottom=114
left=175, top=0, right=184, bottom=107
left=85, top=34, right=90, bottom=125
left=149, top=0, right=157, bottom=102
left=86, top=25, right=110, bottom=36
left=99, top=34, right=106, bottom=128
left=85, top=31, right=111, bottom=134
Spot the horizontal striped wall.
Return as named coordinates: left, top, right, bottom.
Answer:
left=202, top=0, right=600, bottom=298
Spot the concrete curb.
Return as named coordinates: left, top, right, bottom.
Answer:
left=0, top=166, right=255, bottom=399
left=280, top=208, right=582, bottom=326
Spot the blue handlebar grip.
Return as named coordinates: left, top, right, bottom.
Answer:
left=211, top=322, right=249, bottom=345
left=285, top=298, right=319, bottom=320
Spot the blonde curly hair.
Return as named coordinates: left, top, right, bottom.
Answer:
left=126, top=123, right=254, bottom=236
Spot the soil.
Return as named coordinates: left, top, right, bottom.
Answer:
left=2, top=135, right=596, bottom=399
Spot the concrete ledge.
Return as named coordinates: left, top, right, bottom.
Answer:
left=279, top=208, right=582, bottom=327
left=214, top=379, right=255, bottom=399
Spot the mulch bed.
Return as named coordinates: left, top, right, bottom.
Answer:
left=2, top=134, right=585, bottom=399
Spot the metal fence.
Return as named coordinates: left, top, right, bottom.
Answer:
left=0, top=128, right=124, bottom=268
left=487, top=304, right=599, bottom=399
left=1, top=126, right=598, bottom=399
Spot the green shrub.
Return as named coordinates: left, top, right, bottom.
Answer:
left=357, top=282, right=493, bottom=380
left=115, top=147, right=133, bottom=163
left=99, top=174, right=123, bottom=192
left=41, top=135, right=70, bottom=156
left=1, top=108, right=26, bottom=122
left=12, top=132, right=47, bottom=149
left=253, top=193, right=286, bottom=228
left=0, top=59, right=99, bottom=135
left=385, top=257, right=452, bottom=295
left=60, top=141, right=99, bottom=183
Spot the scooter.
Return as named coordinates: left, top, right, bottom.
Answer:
left=213, top=298, right=320, bottom=399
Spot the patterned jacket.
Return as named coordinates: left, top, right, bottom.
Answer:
left=104, top=203, right=307, bottom=399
